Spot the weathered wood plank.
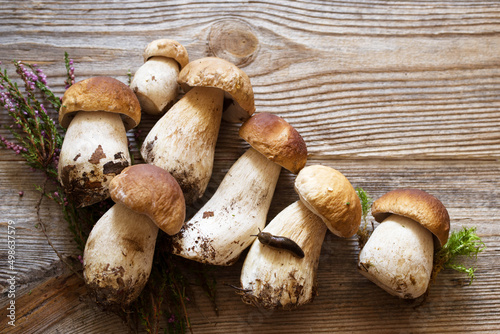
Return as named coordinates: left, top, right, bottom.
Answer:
left=0, top=271, right=130, bottom=334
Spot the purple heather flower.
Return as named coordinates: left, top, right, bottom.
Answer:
left=1, top=136, right=26, bottom=154
left=40, top=104, right=48, bottom=115
left=35, top=67, right=48, bottom=86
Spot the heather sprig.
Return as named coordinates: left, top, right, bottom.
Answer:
left=0, top=60, right=63, bottom=178
left=64, top=52, right=75, bottom=89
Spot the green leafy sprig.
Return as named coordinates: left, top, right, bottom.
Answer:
left=432, top=226, right=485, bottom=284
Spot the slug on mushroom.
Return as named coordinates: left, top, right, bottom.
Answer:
left=252, top=228, right=305, bottom=259
left=58, top=77, right=141, bottom=207
left=170, top=113, right=307, bottom=266
left=357, top=188, right=450, bottom=299
left=239, top=165, right=362, bottom=309
left=130, top=39, right=189, bottom=115
left=83, top=164, right=185, bottom=306
left=141, top=57, right=255, bottom=204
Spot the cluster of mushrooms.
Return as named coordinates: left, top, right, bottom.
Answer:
left=56, top=39, right=451, bottom=309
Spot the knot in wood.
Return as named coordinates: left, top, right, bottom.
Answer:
left=208, top=19, right=259, bottom=67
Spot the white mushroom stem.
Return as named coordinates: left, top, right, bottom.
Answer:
left=130, top=56, right=180, bottom=115
left=58, top=111, right=131, bottom=207
left=240, top=200, right=326, bottom=309
left=83, top=203, right=159, bottom=306
left=171, top=147, right=282, bottom=265
left=358, top=214, right=434, bottom=299
left=141, top=86, right=224, bottom=204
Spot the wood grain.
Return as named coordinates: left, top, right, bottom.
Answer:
left=1, top=0, right=499, bottom=333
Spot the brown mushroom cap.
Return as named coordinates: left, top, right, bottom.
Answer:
left=143, top=39, right=189, bottom=69
left=178, top=57, right=255, bottom=123
left=239, top=113, right=307, bottom=174
left=294, top=165, right=361, bottom=238
left=59, top=77, right=141, bottom=130
left=109, top=164, right=186, bottom=235
left=371, top=188, right=450, bottom=247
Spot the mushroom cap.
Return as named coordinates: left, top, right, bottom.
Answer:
left=178, top=57, right=255, bottom=123
left=371, top=188, right=450, bottom=247
left=239, top=113, right=307, bottom=174
left=109, top=164, right=186, bottom=235
left=143, top=39, right=189, bottom=69
left=294, top=165, right=361, bottom=238
left=59, top=77, right=141, bottom=130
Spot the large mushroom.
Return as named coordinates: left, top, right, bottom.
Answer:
left=58, top=76, right=141, bottom=207
left=141, top=57, right=254, bottom=204
left=83, top=164, right=185, bottom=306
left=171, top=113, right=307, bottom=266
left=130, top=39, right=189, bottom=115
left=357, top=188, right=450, bottom=299
left=239, top=165, right=361, bottom=309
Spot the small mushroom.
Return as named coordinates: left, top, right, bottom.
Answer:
left=130, top=39, right=189, bottom=115
left=58, top=77, right=141, bottom=207
left=83, top=164, right=185, bottom=306
left=357, top=188, right=450, bottom=299
left=171, top=113, right=307, bottom=266
left=239, top=165, right=361, bottom=309
left=141, top=57, right=254, bottom=204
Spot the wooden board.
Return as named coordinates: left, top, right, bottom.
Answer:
left=1, top=1, right=499, bottom=333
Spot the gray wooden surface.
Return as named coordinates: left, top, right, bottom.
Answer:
left=1, top=1, right=499, bottom=333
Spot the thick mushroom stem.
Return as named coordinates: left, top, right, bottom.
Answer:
left=240, top=201, right=326, bottom=309
left=141, top=86, right=224, bottom=204
left=130, top=57, right=180, bottom=115
left=358, top=214, right=434, bottom=299
left=58, top=111, right=130, bottom=207
left=171, top=147, right=282, bottom=265
left=83, top=203, right=159, bottom=306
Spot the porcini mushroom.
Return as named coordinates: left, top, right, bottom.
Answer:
left=239, top=165, right=361, bottom=309
left=141, top=57, right=254, bottom=204
left=130, top=39, right=189, bottom=115
left=83, top=164, right=185, bottom=306
left=58, top=76, right=141, bottom=207
left=357, top=188, right=450, bottom=299
left=171, top=113, right=307, bottom=266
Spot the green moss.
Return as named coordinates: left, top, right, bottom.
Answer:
left=356, top=187, right=373, bottom=250
left=432, top=226, right=485, bottom=285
